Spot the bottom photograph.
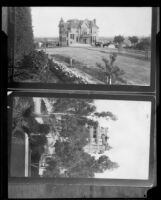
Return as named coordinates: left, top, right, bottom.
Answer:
left=9, top=95, right=152, bottom=180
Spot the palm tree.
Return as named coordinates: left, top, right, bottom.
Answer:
left=96, top=53, right=126, bottom=85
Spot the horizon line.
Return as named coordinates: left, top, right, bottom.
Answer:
left=34, top=35, right=151, bottom=38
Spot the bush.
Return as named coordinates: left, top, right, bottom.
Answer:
left=135, top=37, right=151, bottom=50
left=14, top=50, right=50, bottom=82
left=49, top=59, right=88, bottom=84
left=19, top=50, right=48, bottom=70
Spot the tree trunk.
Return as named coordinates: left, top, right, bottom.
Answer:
left=109, top=76, right=112, bottom=85
left=106, top=75, right=111, bottom=85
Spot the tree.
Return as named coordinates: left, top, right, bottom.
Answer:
left=12, top=97, right=119, bottom=178
left=12, top=97, right=50, bottom=176
left=128, top=36, right=138, bottom=47
left=135, top=37, right=151, bottom=50
left=14, top=7, right=34, bottom=66
left=45, top=145, right=119, bottom=178
left=113, top=35, right=125, bottom=45
left=96, top=53, right=126, bottom=85
left=95, top=155, right=119, bottom=173
left=43, top=97, right=119, bottom=178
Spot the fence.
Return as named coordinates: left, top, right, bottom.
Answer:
left=100, top=48, right=151, bottom=61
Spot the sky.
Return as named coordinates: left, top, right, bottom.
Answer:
left=93, top=99, right=151, bottom=180
left=31, top=7, right=152, bottom=38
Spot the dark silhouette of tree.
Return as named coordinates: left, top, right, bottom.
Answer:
left=14, top=7, right=34, bottom=66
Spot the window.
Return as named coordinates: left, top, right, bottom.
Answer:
left=2, top=6, right=159, bottom=199
left=7, top=93, right=156, bottom=183
left=70, top=34, right=74, bottom=39
left=7, top=7, right=158, bottom=93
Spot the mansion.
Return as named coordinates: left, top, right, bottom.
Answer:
left=59, top=18, right=99, bottom=46
left=84, top=125, right=110, bottom=155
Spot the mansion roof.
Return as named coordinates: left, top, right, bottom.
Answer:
left=59, top=18, right=99, bottom=30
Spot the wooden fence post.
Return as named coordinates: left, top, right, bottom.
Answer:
left=70, top=58, right=73, bottom=67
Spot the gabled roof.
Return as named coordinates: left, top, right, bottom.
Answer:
left=61, top=19, right=99, bottom=30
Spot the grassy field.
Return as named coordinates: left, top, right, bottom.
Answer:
left=46, top=47, right=151, bottom=86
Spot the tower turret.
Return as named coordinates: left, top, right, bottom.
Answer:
left=59, top=17, right=64, bottom=27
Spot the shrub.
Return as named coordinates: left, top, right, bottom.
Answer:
left=96, top=53, right=127, bottom=85
left=14, top=50, right=50, bottom=82
left=49, top=59, right=88, bottom=84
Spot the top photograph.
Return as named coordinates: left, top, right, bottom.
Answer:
left=6, top=7, right=157, bottom=90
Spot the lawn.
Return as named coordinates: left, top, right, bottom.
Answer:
left=46, top=47, right=151, bottom=86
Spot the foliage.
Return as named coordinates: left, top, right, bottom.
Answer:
left=94, top=111, right=118, bottom=120
left=95, top=155, right=119, bottom=172
left=49, top=59, right=88, bottom=84
left=14, top=50, right=50, bottom=82
left=128, top=36, right=139, bottom=46
left=12, top=97, right=34, bottom=131
left=96, top=53, right=127, bottom=85
left=45, top=144, right=119, bottom=178
left=53, top=98, right=96, bottom=115
left=18, top=50, right=48, bottom=71
left=12, top=96, right=119, bottom=177
left=51, top=54, right=107, bottom=84
left=14, top=7, right=34, bottom=66
left=38, top=124, right=50, bottom=135
left=12, top=97, right=50, bottom=173
left=135, top=37, right=151, bottom=50
left=30, top=135, right=47, bottom=147
left=44, top=97, right=119, bottom=178
left=113, top=35, right=125, bottom=44
left=13, top=97, right=50, bottom=137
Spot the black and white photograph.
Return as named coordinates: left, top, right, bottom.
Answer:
left=8, top=7, right=153, bottom=87
left=2, top=5, right=158, bottom=199
left=9, top=95, right=152, bottom=180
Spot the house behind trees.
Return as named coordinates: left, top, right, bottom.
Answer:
left=84, top=126, right=109, bottom=155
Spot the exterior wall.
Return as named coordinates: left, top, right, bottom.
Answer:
left=59, top=25, right=68, bottom=46
left=10, top=132, right=30, bottom=177
left=8, top=181, right=148, bottom=198
left=91, top=26, right=98, bottom=45
left=68, top=28, right=79, bottom=45
left=80, top=22, right=90, bottom=35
